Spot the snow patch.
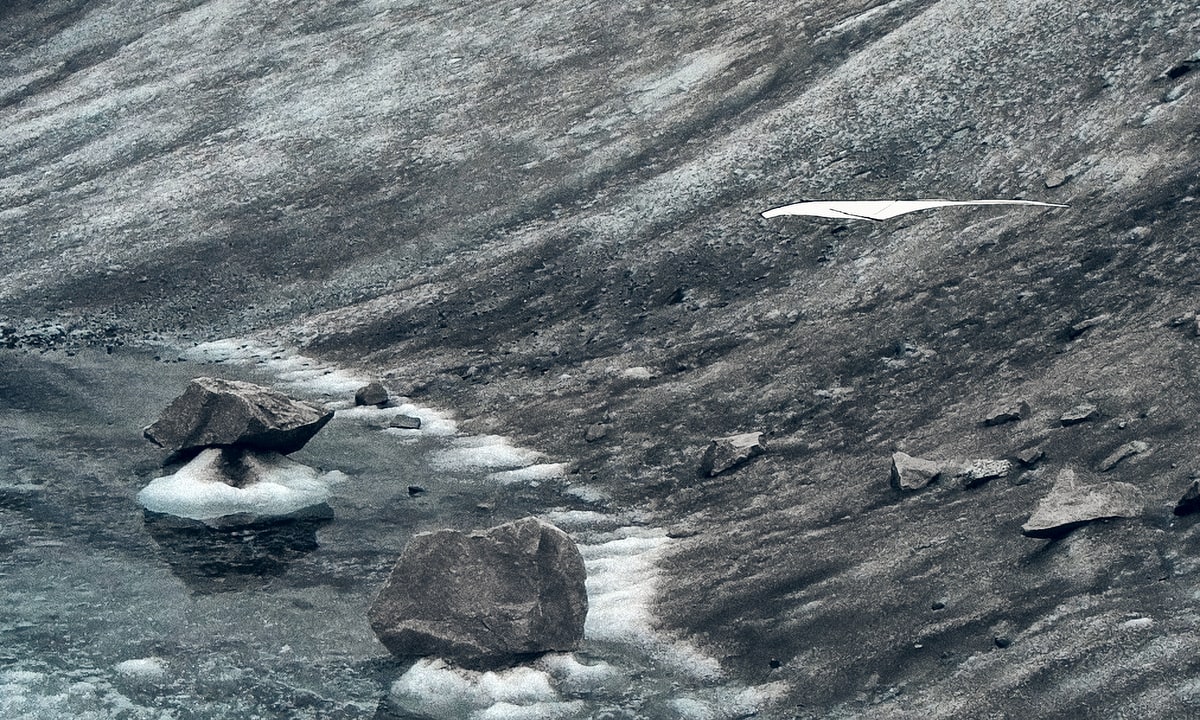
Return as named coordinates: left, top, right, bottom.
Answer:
left=136, top=449, right=335, bottom=521
left=113, top=658, right=167, bottom=680
left=487, top=463, right=568, bottom=484
left=388, top=659, right=582, bottom=720
left=432, top=435, right=542, bottom=471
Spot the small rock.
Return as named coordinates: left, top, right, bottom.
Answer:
left=1067, top=314, right=1110, bottom=340
left=1016, top=447, right=1045, bottom=467
left=143, top=377, right=333, bottom=455
left=1043, top=170, right=1068, bottom=189
left=957, top=459, right=1012, bottom=488
left=1021, top=467, right=1142, bottom=538
left=1194, top=315, right=1200, bottom=337
left=890, top=452, right=942, bottom=490
left=355, top=382, right=389, bottom=407
left=1060, top=403, right=1099, bottom=426
left=700, top=432, right=766, bottom=476
left=994, top=636, right=1012, bottom=649
left=389, top=415, right=422, bottom=430
left=1097, top=440, right=1149, bottom=472
left=583, top=423, right=608, bottom=442
left=368, top=517, right=587, bottom=669
left=1172, top=479, right=1200, bottom=516
left=983, top=400, right=1030, bottom=426
left=407, top=485, right=426, bottom=496
left=931, top=601, right=946, bottom=611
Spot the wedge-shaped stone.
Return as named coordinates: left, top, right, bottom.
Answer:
left=1022, top=468, right=1141, bottom=538
left=368, top=517, right=587, bottom=669
left=144, top=377, right=333, bottom=455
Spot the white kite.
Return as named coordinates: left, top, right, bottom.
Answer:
left=761, top=199, right=1068, bottom=222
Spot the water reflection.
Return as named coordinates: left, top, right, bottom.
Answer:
left=142, top=504, right=334, bottom=593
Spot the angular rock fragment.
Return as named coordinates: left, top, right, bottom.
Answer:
left=584, top=423, right=609, bottom=442
left=956, top=459, right=1012, bottom=488
left=355, top=382, right=389, bottom=407
left=368, top=517, right=587, bottom=669
left=144, top=377, right=333, bottom=455
left=389, top=415, right=422, bottom=430
left=1016, top=447, right=1045, bottom=467
left=1097, top=440, right=1149, bottom=472
left=700, top=432, right=765, bottom=476
left=1021, top=468, right=1141, bottom=538
left=890, top=452, right=942, bottom=490
left=1173, top=479, right=1200, bottom=516
left=984, top=400, right=1030, bottom=426
left=1060, top=403, right=1099, bottom=426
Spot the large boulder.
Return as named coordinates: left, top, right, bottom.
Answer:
left=368, top=517, right=587, bottom=669
left=144, top=377, right=333, bottom=455
left=1021, top=468, right=1142, bottom=538
left=890, top=451, right=943, bottom=490
left=700, top=432, right=766, bottom=476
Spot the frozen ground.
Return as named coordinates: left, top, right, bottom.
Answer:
left=0, top=342, right=781, bottom=719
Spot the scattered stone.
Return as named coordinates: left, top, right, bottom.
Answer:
left=355, top=382, right=389, bottom=407
left=143, top=377, right=334, bottom=455
left=1016, top=447, right=1045, bottom=467
left=700, top=432, right=766, bottom=477
left=1067, top=314, right=1110, bottom=340
left=583, top=423, right=609, bottom=442
left=957, top=459, right=1012, bottom=488
left=1021, top=467, right=1142, bottom=538
left=1097, top=440, right=1149, bottom=472
left=769, top=658, right=783, bottom=669
left=389, top=415, right=422, bottom=430
left=890, top=452, right=943, bottom=490
left=993, top=636, right=1012, bottom=649
left=1194, top=315, right=1200, bottom=338
left=1060, top=403, right=1099, bottom=426
left=407, top=485, right=426, bottom=496
left=1043, top=170, right=1068, bottom=189
left=1172, top=479, right=1200, bottom=516
left=983, top=400, right=1030, bottom=426
left=368, top=517, right=587, bottom=669
left=931, top=601, right=946, bottom=611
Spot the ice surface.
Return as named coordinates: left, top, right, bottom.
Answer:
left=432, top=435, right=543, bottom=471
left=0, top=667, right=169, bottom=720
left=136, top=449, right=335, bottom=520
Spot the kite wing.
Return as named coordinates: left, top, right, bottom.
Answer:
left=761, top=199, right=1068, bottom=221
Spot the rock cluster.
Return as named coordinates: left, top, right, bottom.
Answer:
left=144, top=377, right=333, bottom=456
left=368, top=517, right=587, bottom=669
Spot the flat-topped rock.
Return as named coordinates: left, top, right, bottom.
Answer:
left=1022, top=468, right=1141, bottom=538
left=368, top=517, right=587, bottom=669
left=144, top=377, right=333, bottom=455
left=890, top=451, right=943, bottom=490
left=700, top=432, right=766, bottom=476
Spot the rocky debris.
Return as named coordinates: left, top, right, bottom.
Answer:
left=355, top=382, right=389, bottom=407
left=890, top=452, right=943, bottom=490
left=407, top=485, right=426, bottom=496
left=1021, top=468, right=1142, bottom=538
left=700, top=432, right=765, bottom=476
left=144, top=377, right=333, bottom=455
left=1097, top=440, right=1150, bottom=472
left=1060, top=403, right=1099, bottom=426
left=956, top=460, right=1013, bottom=488
left=367, top=517, right=587, bottom=669
left=584, top=423, right=609, bottom=442
left=1173, top=479, right=1200, bottom=516
left=1043, top=170, right=1069, bottom=188
left=983, top=400, right=1030, bottom=426
left=1016, top=447, right=1045, bottom=467
left=1067, top=314, right=1110, bottom=340
left=389, top=415, right=422, bottom=430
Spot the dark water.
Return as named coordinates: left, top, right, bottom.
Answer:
left=0, top=344, right=779, bottom=719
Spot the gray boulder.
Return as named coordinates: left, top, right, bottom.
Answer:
left=368, top=516, right=587, bottom=669
left=1021, top=468, right=1141, bottom=538
left=890, top=451, right=943, bottom=490
left=700, top=432, right=765, bottom=476
left=144, top=377, right=333, bottom=455
left=389, top=414, right=422, bottom=430
left=1060, top=403, right=1099, bottom=426
left=1097, top=440, right=1149, bottom=472
left=355, top=382, right=389, bottom=406
left=956, top=459, right=1012, bottom=488
left=983, top=400, right=1030, bottom=426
